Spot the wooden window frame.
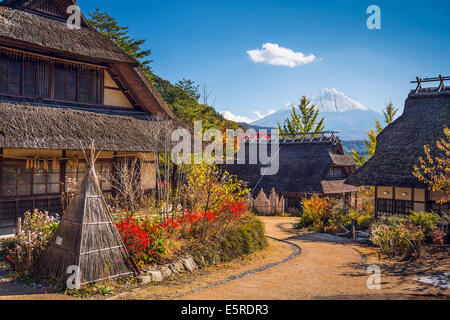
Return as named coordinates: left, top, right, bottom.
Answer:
left=53, top=63, right=102, bottom=104
left=0, top=55, right=22, bottom=96
left=34, top=0, right=66, bottom=18
left=0, top=54, right=50, bottom=99
left=0, top=161, right=61, bottom=199
left=65, top=160, right=113, bottom=193
left=376, top=197, right=413, bottom=216
left=327, top=166, right=347, bottom=178
left=95, top=162, right=114, bottom=192
left=0, top=53, right=104, bottom=105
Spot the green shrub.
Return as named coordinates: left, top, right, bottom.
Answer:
left=408, top=211, right=444, bottom=244
left=370, top=223, right=424, bottom=258
left=357, top=215, right=373, bottom=230
left=193, top=215, right=267, bottom=266
left=294, top=214, right=314, bottom=229
left=408, top=211, right=440, bottom=231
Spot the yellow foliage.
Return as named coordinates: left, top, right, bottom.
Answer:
left=413, top=127, right=450, bottom=203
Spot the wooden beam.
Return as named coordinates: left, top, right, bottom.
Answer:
left=374, top=186, right=378, bottom=218
left=393, top=187, right=396, bottom=215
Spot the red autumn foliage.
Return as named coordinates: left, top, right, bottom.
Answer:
left=115, top=200, right=248, bottom=265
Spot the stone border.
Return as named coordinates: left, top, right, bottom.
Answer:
left=139, top=255, right=199, bottom=285
left=173, top=235, right=302, bottom=300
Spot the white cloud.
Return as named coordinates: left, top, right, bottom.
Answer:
left=247, top=43, right=317, bottom=67
left=220, top=109, right=276, bottom=124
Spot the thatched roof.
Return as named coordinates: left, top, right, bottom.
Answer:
left=37, top=160, right=138, bottom=284
left=346, top=92, right=450, bottom=188
left=0, top=0, right=182, bottom=122
left=0, top=2, right=137, bottom=64
left=226, top=137, right=359, bottom=195
left=321, top=180, right=359, bottom=194
left=0, top=100, right=176, bottom=152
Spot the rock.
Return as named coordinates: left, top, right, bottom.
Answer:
left=140, top=275, right=151, bottom=285
left=148, top=270, right=164, bottom=282
left=169, top=261, right=185, bottom=274
left=160, top=266, right=172, bottom=278
left=181, top=257, right=198, bottom=272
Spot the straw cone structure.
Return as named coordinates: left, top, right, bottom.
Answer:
left=37, top=152, right=138, bottom=284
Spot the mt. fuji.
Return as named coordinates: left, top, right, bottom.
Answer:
left=250, top=88, right=383, bottom=140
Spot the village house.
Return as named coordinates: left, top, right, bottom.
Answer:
left=226, top=132, right=360, bottom=213
left=346, top=77, right=450, bottom=217
left=0, top=0, right=179, bottom=231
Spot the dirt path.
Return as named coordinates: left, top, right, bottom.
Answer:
left=182, top=217, right=449, bottom=300
left=182, top=217, right=369, bottom=299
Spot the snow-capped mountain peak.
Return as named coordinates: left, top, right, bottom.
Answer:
left=309, top=88, right=370, bottom=112
left=250, top=88, right=383, bottom=140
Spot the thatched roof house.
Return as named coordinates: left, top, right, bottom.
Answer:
left=226, top=133, right=359, bottom=210
left=0, top=0, right=181, bottom=231
left=346, top=77, right=450, bottom=217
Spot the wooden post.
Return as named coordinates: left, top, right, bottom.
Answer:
left=60, top=150, right=67, bottom=215
left=392, top=187, right=396, bottom=216
left=112, top=151, right=118, bottom=198
left=0, top=148, right=3, bottom=229
left=374, top=186, right=378, bottom=219
left=16, top=217, right=21, bottom=234
left=352, top=219, right=358, bottom=240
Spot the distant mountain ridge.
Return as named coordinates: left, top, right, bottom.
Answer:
left=251, top=88, right=383, bottom=140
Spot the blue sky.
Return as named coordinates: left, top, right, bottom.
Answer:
left=78, top=0, right=450, bottom=122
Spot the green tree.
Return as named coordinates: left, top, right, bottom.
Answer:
left=88, top=9, right=152, bottom=75
left=278, top=96, right=325, bottom=136
left=383, top=102, right=398, bottom=125
left=175, top=78, right=200, bottom=101
left=352, top=102, right=399, bottom=165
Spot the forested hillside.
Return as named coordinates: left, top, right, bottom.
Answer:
left=88, top=9, right=241, bottom=131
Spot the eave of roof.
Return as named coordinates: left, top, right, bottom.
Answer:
left=0, top=101, right=174, bottom=152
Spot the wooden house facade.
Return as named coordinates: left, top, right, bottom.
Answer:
left=0, top=0, right=178, bottom=230
left=226, top=132, right=360, bottom=212
left=346, top=77, right=450, bottom=217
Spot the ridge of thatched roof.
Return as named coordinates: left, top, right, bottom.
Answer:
left=0, top=100, right=176, bottom=152
left=0, top=4, right=136, bottom=64
left=37, top=161, right=138, bottom=284
left=226, top=138, right=358, bottom=195
left=346, top=92, right=450, bottom=188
